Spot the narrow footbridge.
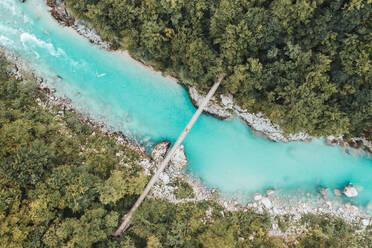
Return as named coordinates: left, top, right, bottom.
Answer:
left=113, top=75, right=224, bottom=236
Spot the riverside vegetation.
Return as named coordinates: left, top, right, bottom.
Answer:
left=1, top=54, right=372, bottom=247
left=64, top=0, right=372, bottom=140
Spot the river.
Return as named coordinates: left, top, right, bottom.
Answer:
left=1, top=0, right=371, bottom=207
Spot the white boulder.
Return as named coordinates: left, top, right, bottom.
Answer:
left=343, top=185, right=358, bottom=198
left=362, top=219, right=370, bottom=226
left=220, top=94, right=234, bottom=109
left=261, top=197, right=272, bottom=209
left=152, top=140, right=171, bottom=162
left=169, top=145, right=188, bottom=171
left=151, top=141, right=188, bottom=175
left=253, top=193, right=262, bottom=201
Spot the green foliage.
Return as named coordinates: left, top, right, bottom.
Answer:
left=99, top=169, right=147, bottom=205
left=171, top=178, right=195, bottom=199
left=297, top=214, right=372, bottom=247
left=65, top=0, right=372, bottom=138
left=0, top=55, right=8, bottom=81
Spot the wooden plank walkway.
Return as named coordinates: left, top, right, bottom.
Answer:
left=112, top=75, right=224, bottom=236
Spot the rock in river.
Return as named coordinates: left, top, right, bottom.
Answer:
left=253, top=193, right=262, bottom=201
left=343, top=185, right=358, bottom=198
left=152, top=140, right=171, bottom=162
left=152, top=140, right=188, bottom=172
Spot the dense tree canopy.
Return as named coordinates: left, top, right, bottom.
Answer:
left=65, top=0, right=372, bottom=138
left=1, top=55, right=371, bottom=247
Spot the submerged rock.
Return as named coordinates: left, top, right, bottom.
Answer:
left=343, top=185, right=358, bottom=198
left=333, top=189, right=342, bottom=197
left=266, top=189, right=275, bottom=196
left=318, top=187, right=327, bottom=196
left=55, top=75, right=62, bottom=81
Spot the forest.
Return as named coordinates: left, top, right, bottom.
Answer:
left=1, top=54, right=372, bottom=247
left=64, top=0, right=372, bottom=139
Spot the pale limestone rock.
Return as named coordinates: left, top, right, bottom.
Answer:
left=343, top=185, right=358, bottom=198
left=188, top=87, right=233, bottom=119
left=261, top=197, right=272, bottom=209
left=152, top=140, right=171, bottom=162
left=205, top=207, right=213, bottom=217
left=160, top=173, right=170, bottom=185
left=139, top=157, right=153, bottom=176
left=253, top=193, right=262, bottom=201
left=362, top=219, right=370, bottom=226
left=152, top=140, right=188, bottom=173
left=74, top=20, right=110, bottom=49
left=169, top=145, right=188, bottom=171
left=220, top=94, right=234, bottom=109
left=326, top=136, right=336, bottom=145
left=266, top=189, right=275, bottom=196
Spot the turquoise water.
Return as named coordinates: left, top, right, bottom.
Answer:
left=1, top=0, right=371, bottom=206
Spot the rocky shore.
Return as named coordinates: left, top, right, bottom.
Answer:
left=46, top=0, right=110, bottom=50
left=188, top=87, right=310, bottom=142
left=325, top=135, right=372, bottom=155
left=188, top=86, right=372, bottom=154
left=148, top=139, right=372, bottom=236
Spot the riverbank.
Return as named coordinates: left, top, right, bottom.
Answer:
left=45, top=0, right=110, bottom=50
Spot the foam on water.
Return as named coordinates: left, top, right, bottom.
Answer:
left=20, top=32, right=65, bottom=57
left=1, top=0, right=371, bottom=208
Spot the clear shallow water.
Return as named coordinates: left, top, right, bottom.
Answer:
left=1, top=0, right=371, bottom=206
